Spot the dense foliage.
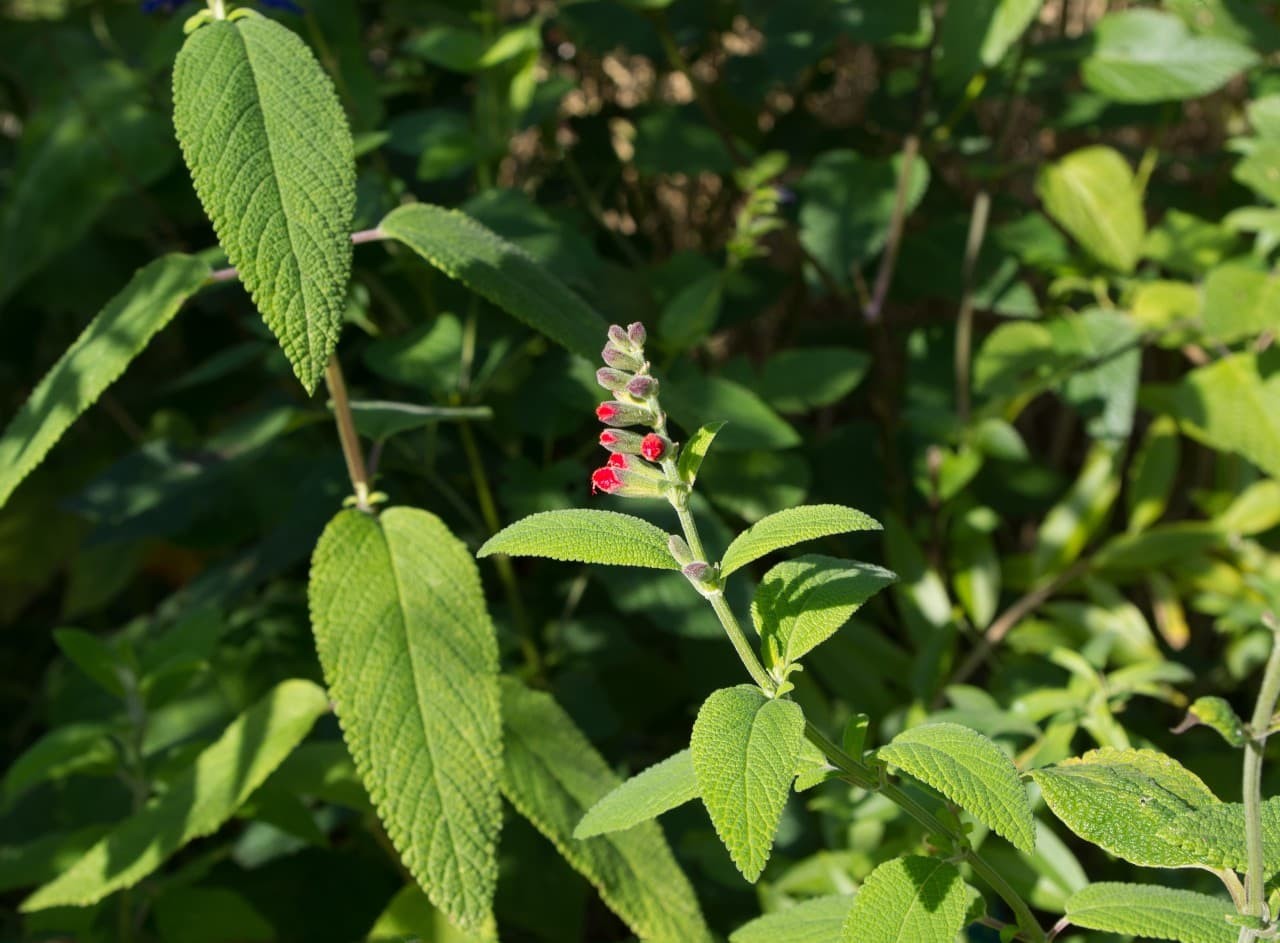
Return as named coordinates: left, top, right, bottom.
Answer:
left=3, top=1, right=1280, bottom=941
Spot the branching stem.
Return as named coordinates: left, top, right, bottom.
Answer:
left=1240, top=620, right=1280, bottom=941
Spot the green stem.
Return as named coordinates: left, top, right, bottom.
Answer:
left=706, top=590, right=774, bottom=692
left=1240, top=623, right=1280, bottom=941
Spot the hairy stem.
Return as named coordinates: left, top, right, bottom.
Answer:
left=706, top=589, right=774, bottom=692
left=1240, top=622, right=1280, bottom=941
left=324, top=355, right=371, bottom=511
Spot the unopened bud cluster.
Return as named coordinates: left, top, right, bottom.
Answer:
left=591, top=323, right=676, bottom=498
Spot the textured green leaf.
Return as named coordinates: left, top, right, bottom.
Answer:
left=878, top=723, right=1036, bottom=852
left=1066, top=883, right=1235, bottom=943
left=478, top=509, right=677, bottom=570
left=1083, top=9, right=1258, bottom=104
left=751, top=554, right=896, bottom=670
left=664, top=373, right=800, bottom=452
left=1049, top=309, right=1141, bottom=440
left=721, top=505, right=881, bottom=578
left=380, top=204, right=605, bottom=360
left=0, top=63, right=176, bottom=307
left=575, top=750, right=698, bottom=839
left=1175, top=696, right=1247, bottom=748
left=1127, top=416, right=1181, bottom=533
left=1031, top=748, right=1220, bottom=868
left=730, top=895, right=855, bottom=943
left=1032, top=440, right=1122, bottom=577
left=840, top=856, right=969, bottom=943
left=691, top=685, right=805, bottom=882
left=1167, top=352, right=1280, bottom=479
left=677, top=422, right=726, bottom=486
left=1037, top=146, right=1145, bottom=272
left=1159, top=798, right=1280, bottom=874
left=1, top=724, right=116, bottom=807
left=0, top=254, right=209, bottom=511
left=22, top=679, right=327, bottom=911
left=499, top=679, right=712, bottom=943
left=309, top=508, right=503, bottom=933
left=173, top=13, right=356, bottom=393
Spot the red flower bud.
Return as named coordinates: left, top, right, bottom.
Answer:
left=640, top=433, right=667, bottom=461
left=607, top=452, right=627, bottom=468
left=591, top=467, right=624, bottom=494
left=596, top=400, right=656, bottom=428
left=599, top=429, right=645, bottom=454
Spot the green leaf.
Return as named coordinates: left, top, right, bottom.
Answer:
left=1127, top=416, right=1181, bottom=533
left=1159, top=798, right=1280, bottom=874
left=1037, top=146, right=1145, bottom=272
left=1083, top=9, right=1258, bottom=104
left=729, top=895, right=854, bottom=943
left=478, top=509, right=677, bottom=570
left=691, top=685, right=806, bottom=882
left=1176, top=696, right=1247, bottom=747
left=1049, top=309, right=1141, bottom=440
left=1065, top=883, right=1235, bottom=943
left=0, top=254, right=210, bottom=511
left=1234, top=143, right=1280, bottom=205
left=0, top=63, right=176, bottom=307
left=751, top=554, right=896, bottom=671
left=677, top=422, right=726, bottom=487
left=173, top=14, right=356, bottom=393
left=1032, top=440, right=1122, bottom=578
left=664, top=373, right=800, bottom=452
left=575, top=750, right=698, bottom=839
left=1031, top=748, right=1220, bottom=868
left=840, top=856, right=969, bottom=943
left=21, top=679, right=327, bottom=911
left=949, top=508, right=1000, bottom=630
left=1, top=724, right=116, bottom=807
left=659, top=271, right=723, bottom=353
left=756, top=349, right=871, bottom=413
left=878, top=723, right=1036, bottom=852
left=52, top=628, right=131, bottom=699
left=1201, top=263, right=1280, bottom=343
left=1167, top=352, right=1280, bottom=479
left=379, top=203, right=605, bottom=360
left=938, top=0, right=1044, bottom=88
left=309, top=508, right=503, bottom=933
left=499, top=678, right=712, bottom=943
left=720, top=505, right=882, bottom=578
left=796, top=150, right=929, bottom=295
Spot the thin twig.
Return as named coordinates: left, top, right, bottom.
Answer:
left=324, top=356, right=371, bottom=511
left=955, top=190, right=992, bottom=422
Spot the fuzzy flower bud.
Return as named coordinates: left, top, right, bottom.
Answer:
left=682, top=561, right=718, bottom=592
left=601, top=345, right=644, bottom=372
left=596, top=400, right=656, bottom=428
left=668, top=535, right=694, bottom=566
left=596, top=367, right=634, bottom=392
left=599, top=429, right=645, bottom=454
left=591, top=463, right=668, bottom=499
left=626, top=375, right=659, bottom=398
left=607, top=324, right=631, bottom=348
left=627, top=322, right=647, bottom=347
left=640, top=433, right=669, bottom=461
left=607, top=452, right=664, bottom=479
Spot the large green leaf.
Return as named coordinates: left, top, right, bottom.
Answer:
left=877, top=723, right=1036, bottom=852
left=751, top=554, right=896, bottom=671
left=1159, top=798, right=1280, bottom=875
left=0, top=254, right=210, bottom=511
left=1083, top=9, right=1258, bottom=104
left=796, top=150, right=929, bottom=294
left=730, top=895, right=855, bottom=943
left=663, top=373, right=800, bottom=452
left=173, top=13, right=356, bottom=393
left=309, top=508, right=503, bottom=933
left=1065, top=883, right=1235, bottom=943
left=691, top=685, right=805, bottom=882
left=379, top=203, right=605, bottom=360
left=938, top=0, right=1044, bottom=88
left=478, top=510, right=677, bottom=570
left=840, top=856, right=969, bottom=943
left=499, top=679, right=712, bottom=943
left=1166, top=352, right=1280, bottom=479
left=1201, top=263, right=1280, bottom=343
left=0, top=63, right=176, bottom=307
left=720, top=505, right=881, bottom=577
left=1031, top=748, right=1220, bottom=868
left=1048, top=309, right=1141, bottom=440
left=1037, top=146, right=1145, bottom=272
left=22, top=679, right=327, bottom=911
left=575, top=750, right=698, bottom=839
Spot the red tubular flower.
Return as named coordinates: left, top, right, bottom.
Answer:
left=599, top=429, right=644, bottom=454
left=591, top=467, right=623, bottom=494
left=596, top=402, right=620, bottom=422
left=640, top=433, right=667, bottom=461
left=596, top=400, right=656, bottom=428
left=607, top=452, right=627, bottom=468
